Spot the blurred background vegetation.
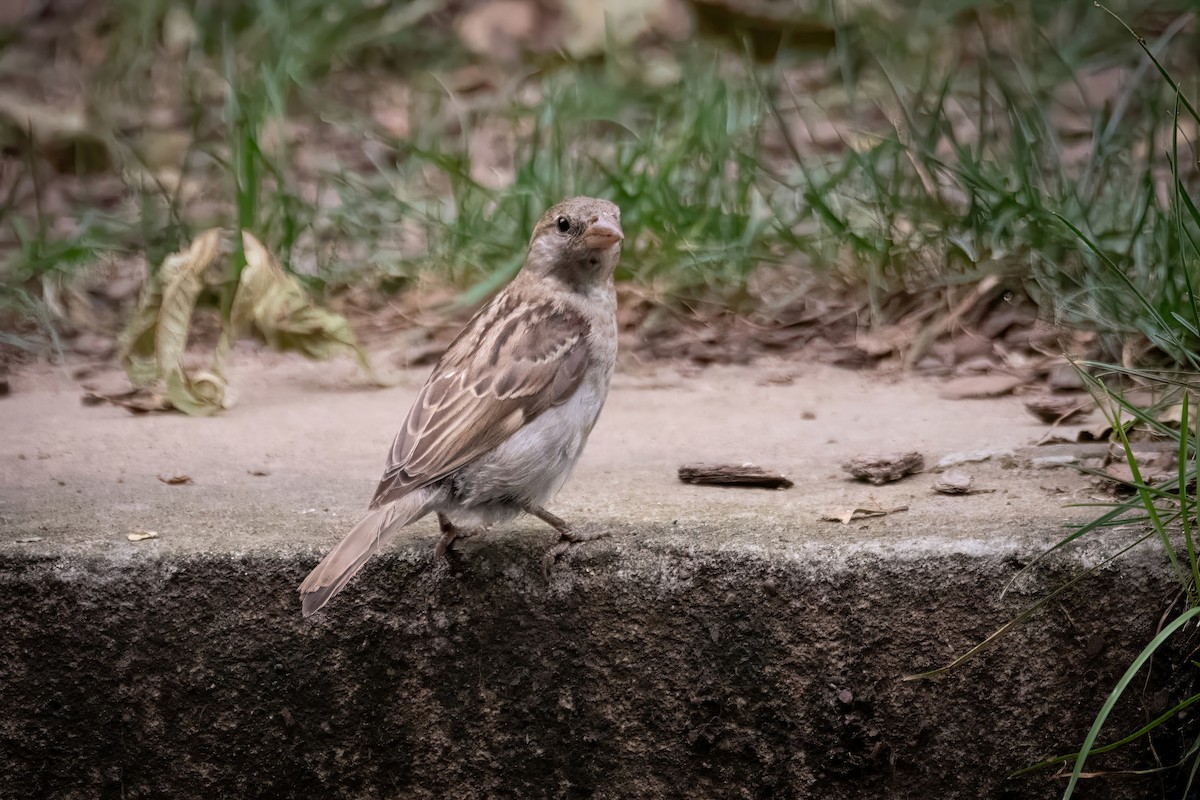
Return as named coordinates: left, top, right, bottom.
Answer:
left=0, top=0, right=1196, bottom=368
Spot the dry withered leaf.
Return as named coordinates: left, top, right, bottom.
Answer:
left=855, top=322, right=918, bottom=357
left=112, top=229, right=385, bottom=418
left=820, top=505, right=910, bottom=524
left=842, top=452, right=924, bottom=485
left=456, top=0, right=543, bottom=61
left=157, top=475, right=193, bottom=485
left=1024, top=394, right=1092, bottom=424
left=678, top=463, right=794, bottom=489
left=0, top=89, right=113, bottom=174
left=563, top=0, right=685, bottom=59
left=117, top=229, right=231, bottom=416
left=234, top=232, right=386, bottom=386
left=939, top=373, right=1025, bottom=400
left=126, top=530, right=159, bottom=542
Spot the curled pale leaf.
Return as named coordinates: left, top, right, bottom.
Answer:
left=115, top=230, right=227, bottom=415
left=156, top=229, right=222, bottom=376
left=110, top=227, right=385, bottom=418
left=165, top=368, right=231, bottom=417
left=118, top=275, right=165, bottom=388
left=236, top=232, right=387, bottom=384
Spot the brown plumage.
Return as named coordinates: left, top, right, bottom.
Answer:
left=300, top=197, right=623, bottom=616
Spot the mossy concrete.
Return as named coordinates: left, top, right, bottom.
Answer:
left=0, top=356, right=1184, bottom=798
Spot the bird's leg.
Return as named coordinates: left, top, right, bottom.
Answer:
left=433, top=513, right=475, bottom=561
left=526, top=505, right=609, bottom=573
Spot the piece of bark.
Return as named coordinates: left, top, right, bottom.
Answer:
left=842, top=451, right=925, bottom=485
left=678, top=463, right=794, bottom=489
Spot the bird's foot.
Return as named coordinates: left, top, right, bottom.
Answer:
left=433, top=513, right=477, bottom=563
left=542, top=527, right=610, bottom=576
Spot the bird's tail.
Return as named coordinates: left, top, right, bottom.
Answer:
left=299, top=491, right=430, bottom=617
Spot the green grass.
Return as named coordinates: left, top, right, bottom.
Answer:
left=328, top=49, right=785, bottom=306
left=0, top=0, right=1195, bottom=356
left=910, top=12, right=1200, bottom=793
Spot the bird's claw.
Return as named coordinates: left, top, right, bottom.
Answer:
left=542, top=528, right=610, bottom=577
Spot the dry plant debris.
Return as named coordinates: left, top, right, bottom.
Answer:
left=1023, top=394, right=1092, bottom=423
left=97, top=229, right=384, bottom=416
left=842, top=451, right=924, bottom=485
left=233, top=232, right=384, bottom=381
left=938, top=374, right=1025, bottom=400
left=820, top=505, right=909, bottom=524
left=678, top=463, right=794, bottom=489
left=126, top=531, right=159, bottom=542
left=157, top=475, right=193, bottom=485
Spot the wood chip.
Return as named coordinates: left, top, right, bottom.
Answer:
left=127, top=531, right=159, bottom=541
left=157, top=474, right=193, bottom=485
left=842, top=452, right=924, bottom=485
left=938, top=374, right=1025, bottom=400
left=678, top=463, right=794, bottom=489
left=821, top=505, right=909, bottom=524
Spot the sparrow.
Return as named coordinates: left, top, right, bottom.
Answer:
left=299, top=197, right=623, bottom=616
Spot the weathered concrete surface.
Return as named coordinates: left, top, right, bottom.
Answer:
left=0, top=355, right=1185, bottom=798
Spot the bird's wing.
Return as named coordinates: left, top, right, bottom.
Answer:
left=369, top=292, right=590, bottom=509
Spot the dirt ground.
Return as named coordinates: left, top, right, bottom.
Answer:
left=2, top=348, right=1182, bottom=800
left=1, top=345, right=1103, bottom=558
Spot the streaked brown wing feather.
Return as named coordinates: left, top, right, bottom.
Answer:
left=369, top=294, right=590, bottom=508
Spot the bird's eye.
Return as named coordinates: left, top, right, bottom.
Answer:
left=556, top=216, right=571, bottom=233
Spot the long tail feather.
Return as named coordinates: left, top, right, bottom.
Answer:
left=299, top=491, right=430, bottom=616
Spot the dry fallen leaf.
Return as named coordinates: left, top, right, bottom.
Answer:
left=115, top=229, right=231, bottom=416
left=127, top=530, right=159, bottom=542
left=0, top=89, right=114, bottom=174
left=1024, top=394, right=1092, bottom=424
left=157, top=475, right=193, bottom=485
left=109, top=228, right=386, bottom=417
left=855, top=322, right=918, bottom=357
left=234, top=232, right=386, bottom=385
left=821, top=505, right=910, bottom=524
left=939, top=374, right=1025, bottom=400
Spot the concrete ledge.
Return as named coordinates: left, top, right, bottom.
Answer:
left=0, top=358, right=1182, bottom=798
left=0, top=528, right=1175, bottom=799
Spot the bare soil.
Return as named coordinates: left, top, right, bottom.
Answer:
left=1, top=347, right=1101, bottom=557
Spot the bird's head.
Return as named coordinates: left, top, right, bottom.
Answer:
left=525, top=196, right=623, bottom=288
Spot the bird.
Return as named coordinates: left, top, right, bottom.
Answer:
left=299, top=196, right=623, bottom=616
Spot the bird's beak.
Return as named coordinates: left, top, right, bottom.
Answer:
left=583, top=217, right=624, bottom=250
